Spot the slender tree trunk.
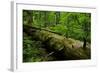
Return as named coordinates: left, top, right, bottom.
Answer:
left=27, top=10, right=33, bottom=25
left=83, top=37, right=86, bottom=49
left=58, top=12, right=60, bottom=24
left=55, top=12, right=60, bottom=25
left=44, top=11, right=47, bottom=27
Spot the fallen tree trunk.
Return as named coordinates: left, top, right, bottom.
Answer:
left=23, top=25, right=91, bottom=60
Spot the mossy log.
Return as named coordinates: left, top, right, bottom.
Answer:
left=23, top=25, right=91, bottom=60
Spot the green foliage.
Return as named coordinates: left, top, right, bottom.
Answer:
left=49, top=24, right=68, bottom=36
left=23, top=33, right=55, bottom=62
left=23, top=10, right=91, bottom=62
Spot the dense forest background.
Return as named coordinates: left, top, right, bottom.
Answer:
left=23, top=10, right=91, bottom=62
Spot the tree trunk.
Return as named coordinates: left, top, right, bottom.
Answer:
left=83, top=37, right=86, bottom=49
left=23, top=25, right=91, bottom=60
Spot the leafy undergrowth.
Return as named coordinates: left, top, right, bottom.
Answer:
left=23, top=33, right=55, bottom=62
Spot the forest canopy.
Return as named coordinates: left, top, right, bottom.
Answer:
left=23, top=10, right=91, bottom=62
